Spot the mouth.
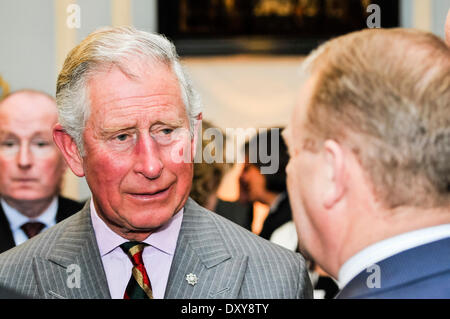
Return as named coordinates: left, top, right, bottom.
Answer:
left=13, top=178, right=38, bottom=183
left=127, top=185, right=171, bottom=201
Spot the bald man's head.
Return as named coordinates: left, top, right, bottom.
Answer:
left=1, top=89, right=54, bottom=105
left=0, top=90, right=66, bottom=203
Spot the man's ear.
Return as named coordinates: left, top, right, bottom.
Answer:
left=53, top=123, right=85, bottom=177
left=191, top=113, right=203, bottom=160
left=446, top=10, right=450, bottom=46
left=323, top=139, right=346, bottom=209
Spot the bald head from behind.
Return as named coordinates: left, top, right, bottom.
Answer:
left=283, top=28, right=450, bottom=278
left=0, top=90, right=67, bottom=218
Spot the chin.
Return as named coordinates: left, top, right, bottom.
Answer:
left=6, top=192, right=49, bottom=202
left=126, top=207, right=178, bottom=230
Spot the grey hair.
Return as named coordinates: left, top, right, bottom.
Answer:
left=56, top=26, right=202, bottom=154
left=296, top=28, right=450, bottom=209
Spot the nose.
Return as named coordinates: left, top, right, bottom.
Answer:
left=17, top=143, right=32, bottom=170
left=133, top=135, right=164, bottom=180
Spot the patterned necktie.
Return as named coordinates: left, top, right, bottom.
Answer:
left=120, top=241, right=153, bottom=299
left=20, top=222, right=46, bottom=238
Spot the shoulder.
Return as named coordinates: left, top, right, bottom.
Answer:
left=379, top=238, right=450, bottom=298
left=183, top=198, right=309, bottom=284
left=186, top=198, right=300, bottom=256
left=0, top=211, right=86, bottom=278
left=213, top=208, right=300, bottom=261
left=375, top=271, right=450, bottom=298
left=341, top=237, right=450, bottom=299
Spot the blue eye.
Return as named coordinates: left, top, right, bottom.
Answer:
left=116, top=134, right=128, bottom=141
left=162, top=128, right=173, bottom=135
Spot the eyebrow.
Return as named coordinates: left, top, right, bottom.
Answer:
left=99, top=126, right=136, bottom=138
left=0, top=131, right=52, bottom=139
left=151, top=119, right=185, bottom=128
left=99, top=119, right=186, bottom=136
left=31, top=132, right=53, bottom=138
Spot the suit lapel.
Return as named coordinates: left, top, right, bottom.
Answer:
left=32, top=203, right=111, bottom=299
left=165, top=198, right=248, bottom=298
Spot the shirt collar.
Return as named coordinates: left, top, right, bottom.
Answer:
left=90, top=199, right=183, bottom=257
left=338, top=223, right=450, bottom=288
left=1, top=196, right=58, bottom=231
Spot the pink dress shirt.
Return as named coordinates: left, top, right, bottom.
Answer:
left=90, top=200, right=183, bottom=299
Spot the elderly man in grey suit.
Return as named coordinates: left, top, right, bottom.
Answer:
left=0, top=27, right=312, bottom=299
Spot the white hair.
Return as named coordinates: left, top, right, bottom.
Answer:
left=56, top=26, right=202, bottom=154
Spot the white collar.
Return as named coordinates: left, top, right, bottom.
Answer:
left=338, top=223, right=450, bottom=288
left=1, top=196, right=58, bottom=230
left=90, top=199, right=184, bottom=257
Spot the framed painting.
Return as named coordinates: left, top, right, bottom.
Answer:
left=158, top=0, right=399, bottom=55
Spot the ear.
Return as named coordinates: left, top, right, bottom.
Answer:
left=322, top=140, right=346, bottom=209
left=446, top=9, right=450, bottom=46
left=191, top=113, right=203, bottom=160
left=53, top=124, right=85, bottom=177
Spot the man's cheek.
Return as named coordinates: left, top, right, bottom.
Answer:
left=86, top=157, right=123, bottom=185
left=166, top=139, right=193, bottom=164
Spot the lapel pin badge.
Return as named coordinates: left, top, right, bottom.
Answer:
left=186, top=273, right=198, bottom=286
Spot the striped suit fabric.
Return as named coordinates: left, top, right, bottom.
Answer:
left=0, top=198, right=312, bottom=299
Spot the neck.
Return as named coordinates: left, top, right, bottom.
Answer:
left=3, top=196, right=55, bottom=219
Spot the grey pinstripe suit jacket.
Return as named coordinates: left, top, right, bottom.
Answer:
left=0, top=198, right=312, bottom=299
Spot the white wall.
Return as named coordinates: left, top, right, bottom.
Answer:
left=0, top=0, right=448, bottom=201
left=432, top=0, right=450, bottom=39
left=0, top=0, right=56, bottom=95
left=76, top=0, right=112, bottom=43
left=132, top=0, right=157, bottom=33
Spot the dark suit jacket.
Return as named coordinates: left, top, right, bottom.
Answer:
left=337, top=237, right=450, bottom=298
left=214, top=199, right=253, bottom=231
left=259, top=193, right=293, bottom=241
left=0, top=196, right=84, bottom=254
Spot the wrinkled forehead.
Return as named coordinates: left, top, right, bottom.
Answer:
left=85, top=61, right=187, bottom=127
left=87, top=59, right=181, bottom=101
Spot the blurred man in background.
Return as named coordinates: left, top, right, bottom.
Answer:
left=284, top=28, right=450, bottom=298
left=0, top=90, right=83, bottom=253
left=240, top=128, right=295, bottom=247
left=190, top=121, right=253, bottom=230
left=241, top=128, right=339, bottom=298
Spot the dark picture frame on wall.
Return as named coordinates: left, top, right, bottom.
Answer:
left=158, top=0, right=399, bottom=56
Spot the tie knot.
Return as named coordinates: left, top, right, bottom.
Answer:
left=120, top=241, right=148, bottom=267
left=20, top=222, right=46, bottom=239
